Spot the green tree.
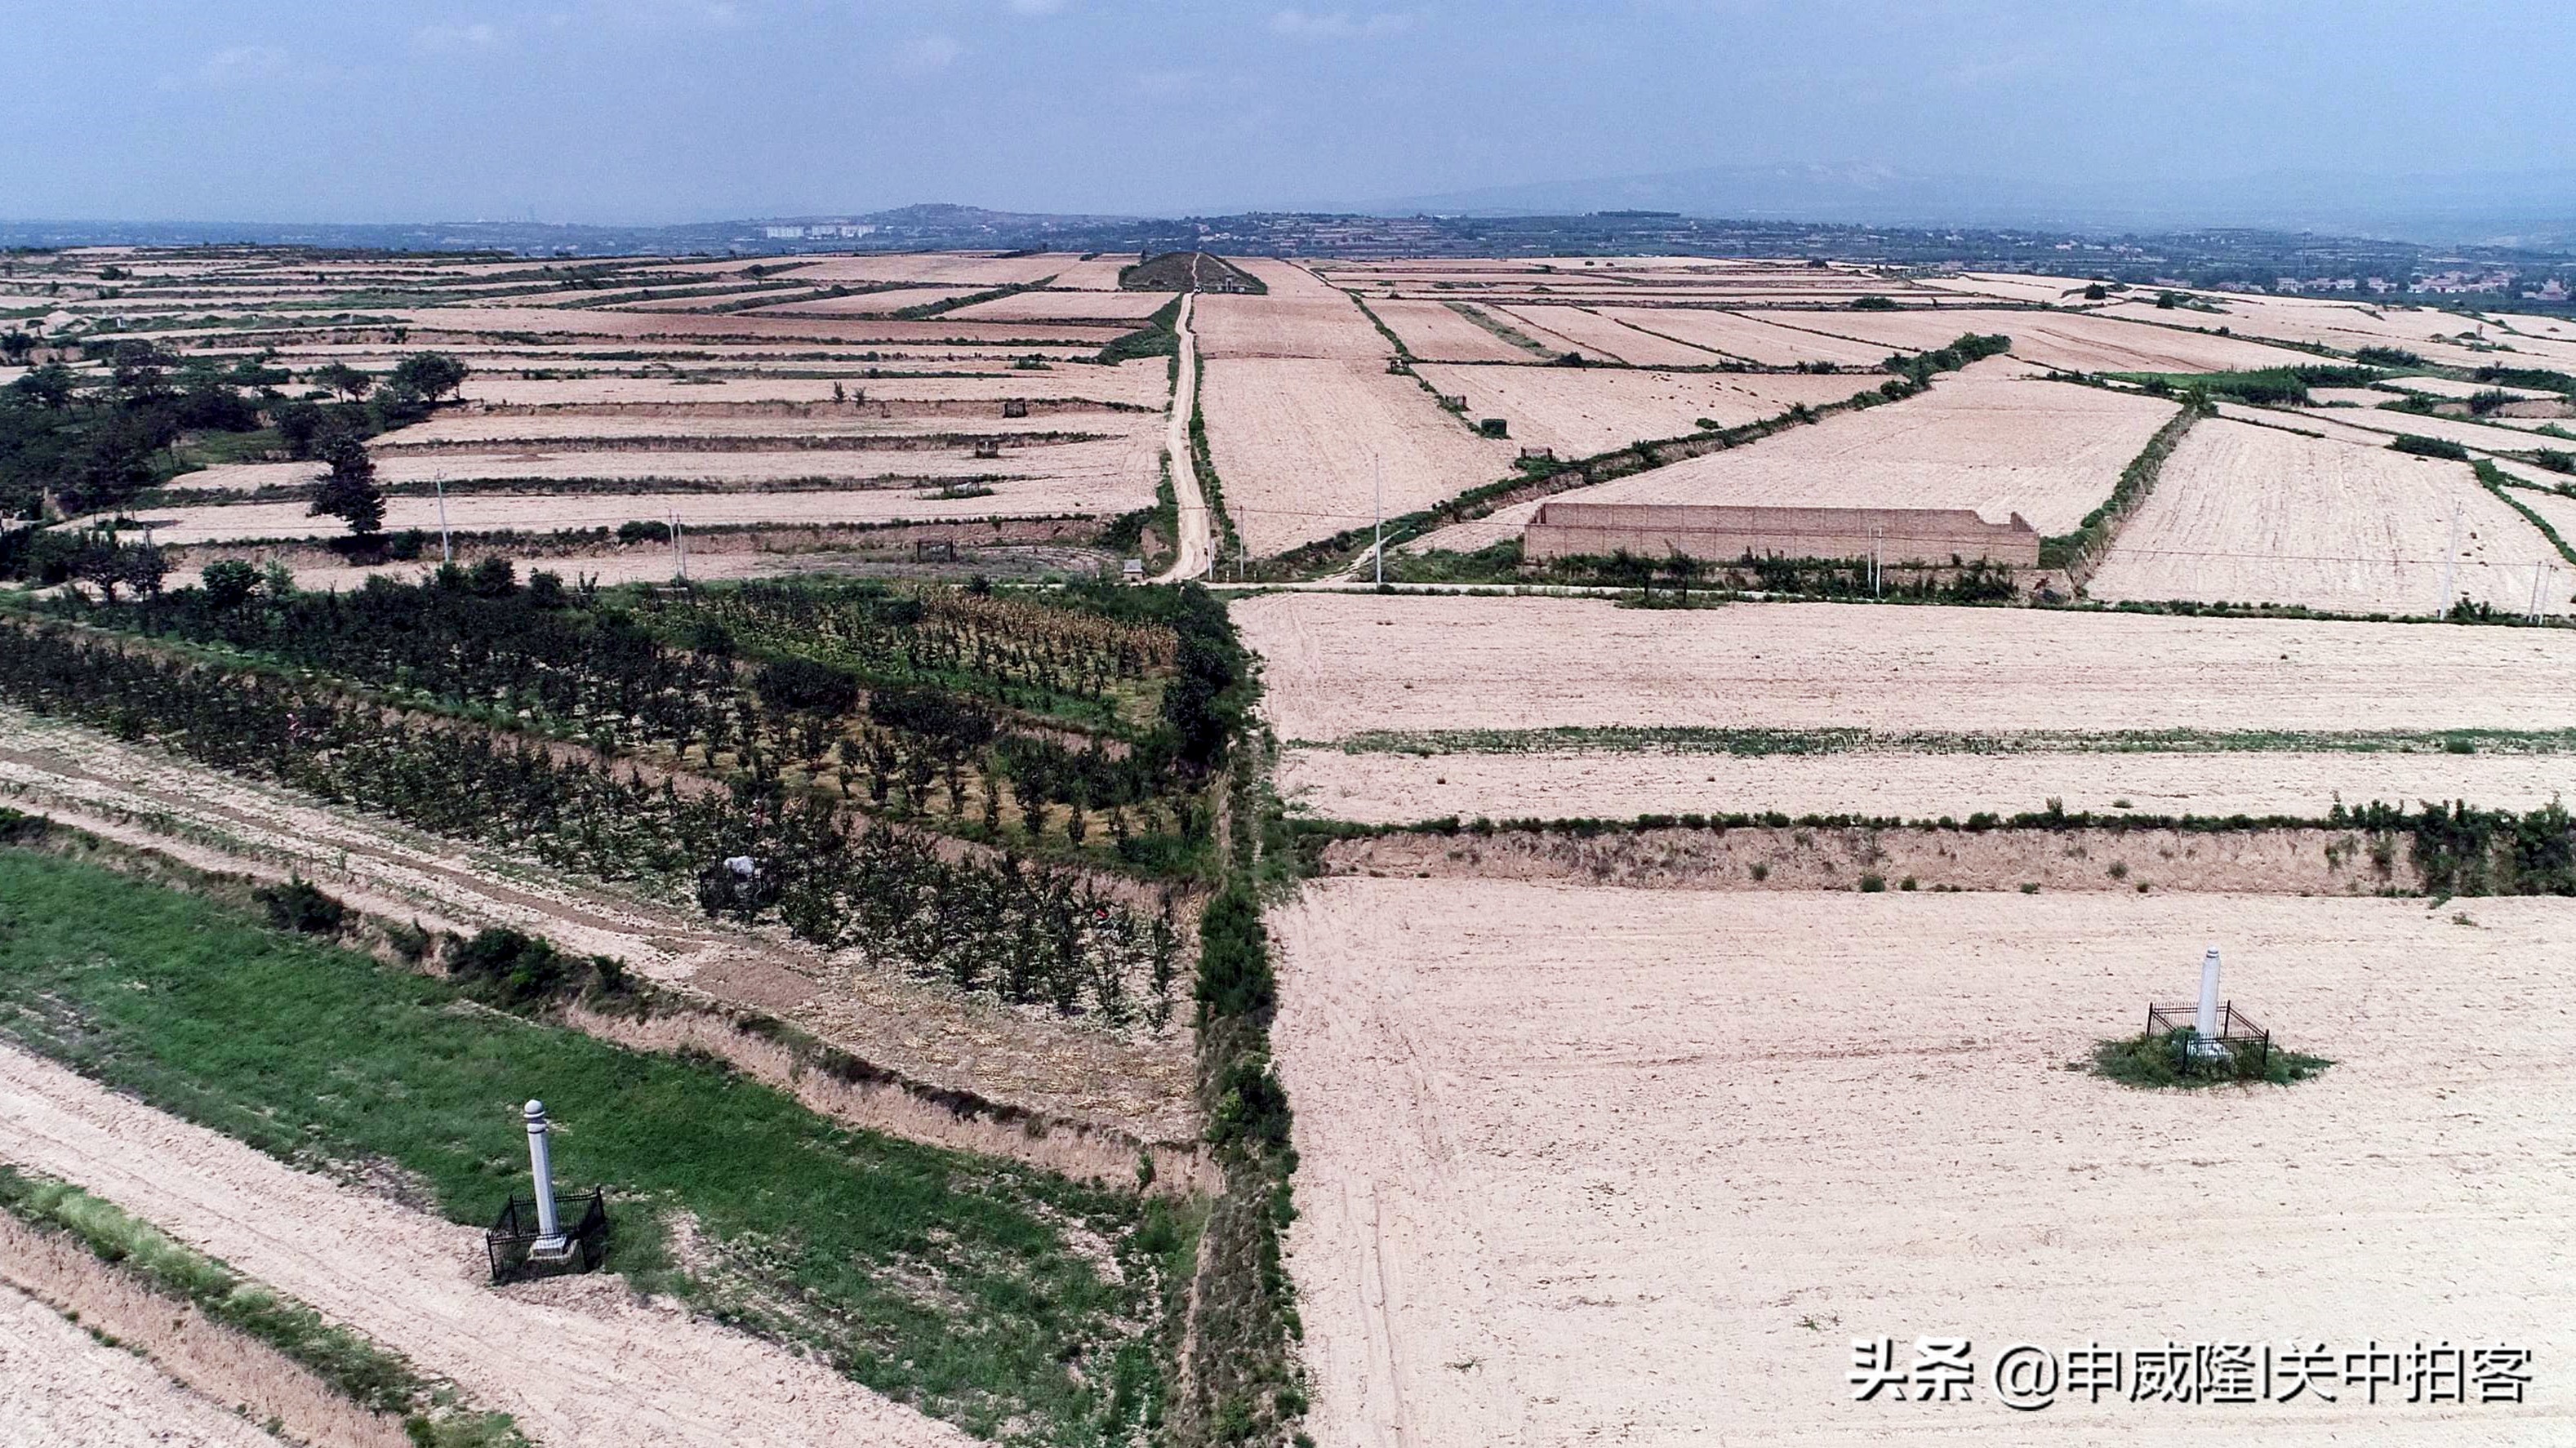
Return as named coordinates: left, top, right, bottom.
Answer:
left=389, top=352, right=470, bottom=403
left=308, top=432, right=384, bottom=540
left=12, top=362, right=75, bottom=409
left=311, top=362, right=373, bottom=402
left=200, top=558, right=260, bottom=607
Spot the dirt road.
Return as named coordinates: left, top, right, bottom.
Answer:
left=1152, top=293, right=1213, bottom=583
left=0, top=1044, right=974, bottom=1448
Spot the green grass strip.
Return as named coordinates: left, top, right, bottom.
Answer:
left=0, top=847, right=1170, bottom=1445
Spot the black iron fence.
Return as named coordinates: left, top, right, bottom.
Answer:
left=486, top=1188, right=609, bottom=1284
left=2144, top=1001, right=2271, bottom=1071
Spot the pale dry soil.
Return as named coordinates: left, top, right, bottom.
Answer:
left=1197, top=358, right=1518, bottom=556
left=1277, top=880, right=2576, bottom=1446
left=1411, top=365, right=2178, bottom=548
left=2089, top=418, right=2563, bottom=615
left=1277, top=745, right=2576, bottom=824
left=1790, top=305, right=2329, bottom=375
left=1407, top=365, right=1875, bottom=461
left=1238, top=593, right=2576, bottom=740
left=0, top=1281, right=282, bottom=1448
left=0, top=1045, right=976, bottom=1448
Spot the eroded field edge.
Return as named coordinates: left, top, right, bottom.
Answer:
left=0, top=803, right=1215, bottom=1193
left=0, top=1163, right=524, bottom=1448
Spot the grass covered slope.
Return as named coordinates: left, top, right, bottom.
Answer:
left=0, top=844, right=1183, bottom=1446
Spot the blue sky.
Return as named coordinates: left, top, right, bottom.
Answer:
left=4, top=2, right=2570, bottom=223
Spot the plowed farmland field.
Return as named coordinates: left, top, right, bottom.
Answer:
left=142, top=473, right=1146, bottom=544
left=1413, top=367, right=2178, bottom=544
left=1198, top=358, right=1516, bottom=554
left=1194, top=290, right=1387, bottom=361
left=1408, top=365, right=1877, bottom=459
left=1368, top=299, right=1534, bottom=362
left=1800, top=306, right=2332, bottom=373
left=1276, top=879, right=2576, bottom=1446
left=945, top=289, right=1177, bottom=322
left=2089, top=418, right=2560, bottom=614
left=1594, top=309, right=1910, bottom=366
left=1235, top=592, right=2576, bottom=739
left=1493, top=304, right=1728, bottom=366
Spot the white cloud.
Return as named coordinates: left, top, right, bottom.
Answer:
left=413, top=23, right=503, bottom=53
left=1269, top=8, right=1413, bottom=38
left=194, top=45, right=293, bottom=86
left=1136, top=67, right=1208, bottom=97
left=897, top=32, right=963, bottom=72
left=599, top=0, right=746, bottom=32
left=1008, top=0, right=1066, bottom=14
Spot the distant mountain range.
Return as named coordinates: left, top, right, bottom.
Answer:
left=7, top=184, right=2574, bottom=276
left=1369, top=163, right=2576, bottom=247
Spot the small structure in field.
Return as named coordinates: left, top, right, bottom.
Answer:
left=1522, top=502, right=2040, bottom=567
left=1001, top=398, right=1030, bottom=418
left=486, top=1099, right=608, bottom=1282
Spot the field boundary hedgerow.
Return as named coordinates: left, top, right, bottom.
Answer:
left=1168, top=728, right=1309, bottom=1448
left=0, top=1164, right=527, bottom=1448
left=1184, top=364, right=1246, bottom=564
left=1294, top=797, right=2576, bottom=899
left=1306, top=722, right=2576, bottom=757
left=2476, top=460, right=2576, bottom=566
left=2044, top=395, right=2202, bottom=580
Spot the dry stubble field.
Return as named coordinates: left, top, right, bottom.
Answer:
left=1407, top=364, right=1875, bottom=460
left=2089, top=418, right=2563, bottom=615
left=1276, top=744, right=2576, bottom=825
left=1410, top=366, right=2179, bottom=549
left=1199, top=358, right=1519, bottom=555
left=1275, top=879, right=2576, bottom=1446
left=1237, top=593, right=2576, bottom=740
left=33, top=247, right=1181, bottom=582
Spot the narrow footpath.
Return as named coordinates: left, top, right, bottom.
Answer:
left=1152, top=293, right=1213, bottom=583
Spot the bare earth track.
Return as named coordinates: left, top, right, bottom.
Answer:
left=0, top=1044, right=975, bottom=1448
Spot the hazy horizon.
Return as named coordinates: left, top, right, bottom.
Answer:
left=7, top=2, right=2572, bottom=237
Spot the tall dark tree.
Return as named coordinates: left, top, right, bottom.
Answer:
left=308, top=431, right=384, bottom=540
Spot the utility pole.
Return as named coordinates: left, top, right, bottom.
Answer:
left=2533, top=559, right=2548, bottom=624
left=435, top=474, right=452, bottom=563
left=2438, top=498, right=2462, bottom=617
left=1373, top=451, right=1384, bottom=586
